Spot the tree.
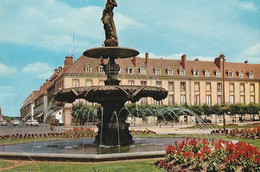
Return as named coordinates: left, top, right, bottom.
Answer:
left=72, top=103, right=98, bottom=125
left=246, top=103, right=260, bottom=121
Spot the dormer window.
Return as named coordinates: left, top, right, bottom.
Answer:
left=127, top=67, right=134, bottom=74
left=139, top=67, right=146, bottom=75
left=85, top=64, right=92, bottom=73
left=216, top=70, right=221, bottom=77
left=249, top=71, right=254, bottom=78
left=205, top=70, right=210, bottom=77
left=179, top=68, right=185, bottom=76
left=98, top=65, right=104, bottom=73
left=155, top=67, right=161, bottom=75
left=167, top=68, right=173, bottom=75
left=228, top=70, right=233, bottom=78
left=193, top=69, right=199, bottom=77
left=238, top=71, right=244, bottom=78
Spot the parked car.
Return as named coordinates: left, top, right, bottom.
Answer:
left=11, top=120, right=20, bottom=126
left=25, top=120, right=39, bottom=126
left=0, top=120, right=8, bottom=126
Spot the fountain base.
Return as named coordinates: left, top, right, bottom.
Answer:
left=95, top=122, right=133, bottom=146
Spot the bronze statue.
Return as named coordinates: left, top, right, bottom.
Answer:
left=102, top=0, right=118, bottom=46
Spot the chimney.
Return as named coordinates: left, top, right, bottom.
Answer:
left=214, top=57, right=221, bottom=68
left=145, top=52, right=149, bottom=64
left=132, top=56, right=137, bottom=66
left=64, top=56, right=73, bottom=67
left=181, top=54, right=186, bottom=69
left=54, top=69, right=58, bottom=75
left=195, top=58, right=199, bottom=61
left=244, top=60, right=248, bottom=64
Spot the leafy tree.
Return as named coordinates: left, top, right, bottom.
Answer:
left=211, top=104, right=221, bottom=115
left=72, top=103, right=99, bottom=125
left=246, top=103, right=260, bottom=121
left=189, top=105, right=203, bottom=116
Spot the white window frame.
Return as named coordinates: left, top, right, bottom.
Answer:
left=193, top=69, right=199, bottom=77
left=85, top=65, right=92, bottom=73
left=239, top=71, right=244, bottom=78
left=127, top=67, right=134, bottom=74
left=179, top=68, right=185, bottom=76
left=228, top=70, right=233, bottom=78
left=98, top=65, right=104, bottom=73
left=205, top=70, right=210, bottom=77
left=139, top=67, right=146, bottom=75
left=167, top=68, right=173, bottom=75
left=216, top=70, right=221, bottom=77
left=249, top=72, right=254, bottom=78
left=155, top=67, right=161, bottom=75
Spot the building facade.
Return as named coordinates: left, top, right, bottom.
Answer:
left=20, top=53, right=260, bottom=125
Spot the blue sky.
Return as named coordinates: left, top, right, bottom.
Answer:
left=0, top=0, right=260, bottom=117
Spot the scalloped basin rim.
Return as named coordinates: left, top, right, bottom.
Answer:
left=55, top=85, right=168, bottom=103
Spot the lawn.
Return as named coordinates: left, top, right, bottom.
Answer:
left=4, top=160, right=164, bottom=172
left=0, top=161, right=14, bottom=169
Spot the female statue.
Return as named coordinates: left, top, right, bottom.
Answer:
left=101, top=0, right=118, bottom=46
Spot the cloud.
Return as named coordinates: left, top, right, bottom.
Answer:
left=240, top=43, right=260, bottom=63
left=239, top=1, right=257, bottom=11
left=0, top=0, right=140, bottom=52
left=22, top=62, right=53, bottom=79
left=0, top=63, right=16, bottom=77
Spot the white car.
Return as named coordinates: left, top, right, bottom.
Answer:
left=25, top=120, right=39, bottom=126
left=12, top=120, right=20, bottom=126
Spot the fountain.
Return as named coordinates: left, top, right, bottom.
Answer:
left=55, top=0, right=168, bottom=146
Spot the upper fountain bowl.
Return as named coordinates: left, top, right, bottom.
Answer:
left=83, top=47, right=139, bottom=59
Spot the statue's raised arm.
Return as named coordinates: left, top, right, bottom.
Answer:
left=102, top=0, right=118, bottom=46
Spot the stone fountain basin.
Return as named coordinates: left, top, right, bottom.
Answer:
left=0, top=137, right=184, bottom=161
left=55, top=85, right=168, bottom=103
left=83, top=47, right=139, bottom=59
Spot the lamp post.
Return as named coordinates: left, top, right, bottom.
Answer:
left=220, top=54, right=226, bottom=131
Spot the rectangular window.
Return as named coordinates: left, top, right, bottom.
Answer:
left=181, top=82, right=186, bottom=91
left=230, top=95, right=234, bottom=104
left=250, top=84, right=255, bottom=92
left=169, top=94, right=174, bottom=105
left=218, top=95, right=222, bottom=104
left=140, top=68, right=146, bottom=75
left=230, top=83, right=234, bottom=92
left=250, top=95, right=255, bottom=102
left=206, top=83, right=211, bottom=91
left=181, top=94, right=186, bottom=104
left=240, top=83, right=245, bottom=92
left=194, top=82, right=199, bottom=91
left=128, top=80, right=135, bottom=85
left=156, top=81, right=162, bottom=87
left=195, top=95, right=200, bottom=105
left=72, top=79, right=79, bottom=87
left=141, top=81, right=147, bottom=86
left=168, top=82, right=174, bottom=91
left=217, top=83, right=222, bottom=92
left=206, top=95, right=211, bottom=105
left=240, top=95, right=245, bottom=104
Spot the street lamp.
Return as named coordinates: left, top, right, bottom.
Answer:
left=220, top=53, right=226, bottom=131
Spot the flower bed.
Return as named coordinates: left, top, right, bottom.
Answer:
left=154, top=138, right=260, bottom=172
left=0, top=127, right=96, bottom=141
left=228, top=127, right=260, bottom=139
left=63, top=126, right=96, bottom=138
left=130, top=129, right=156, bottom=136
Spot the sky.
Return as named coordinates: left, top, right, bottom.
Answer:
left=0, top=0, right=260, bottom=117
